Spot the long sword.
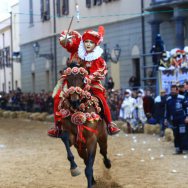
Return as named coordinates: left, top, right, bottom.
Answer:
left=64, top=16, right=74, bottom=46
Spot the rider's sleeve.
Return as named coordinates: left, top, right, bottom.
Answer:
left=89, top=58, right=108, bottom=81
left=59, top=30, right=81, bottom=54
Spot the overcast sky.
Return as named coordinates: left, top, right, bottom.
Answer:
left=0, top=0, right=18, bottom=21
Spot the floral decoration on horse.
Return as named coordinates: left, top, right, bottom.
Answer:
left=59, top=66, right=101, bottom=125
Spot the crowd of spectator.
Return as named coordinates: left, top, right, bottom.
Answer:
left=0, top=89, right=53, bottom=114
left=0, top=86, right=155, bottom=121
left=107, top=88, right=155, bottom=121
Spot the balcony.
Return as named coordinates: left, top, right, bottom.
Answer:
left=151, top=0, right=173, bottom=5
left=148, top=0, right=188, bottom=11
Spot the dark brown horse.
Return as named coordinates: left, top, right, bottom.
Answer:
left=59, top=63, right=111, bottom=188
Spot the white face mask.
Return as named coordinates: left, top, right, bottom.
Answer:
left=84, top=40, right=96, bottom=52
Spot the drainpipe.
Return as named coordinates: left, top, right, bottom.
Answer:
left=141, top=0, right=146, bottom=81
left=10, top=11, right=14, bottom=91
left=53, top=0, right=57, bottom=85
left=2, top=33, right=6, bottom=93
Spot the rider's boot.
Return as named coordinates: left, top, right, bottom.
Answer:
left=107, top=122, right=120, bottom=135
left=47, top=112, right=62, bottom=138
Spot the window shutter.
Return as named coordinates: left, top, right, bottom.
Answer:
left=86, top=0, right=91, bottom=8
left=0, top=50, right=2, bottom=69
left=46, top=0, right=50, bottom=20
left=29, top=0, right=33, bottom=24
left=40, top=0, right=44, bottom=20
left=97, top=0, right=102, bottom=5
left=62, top=0, right=69, bottom=15
left=56, top=0, right=61, bottom=17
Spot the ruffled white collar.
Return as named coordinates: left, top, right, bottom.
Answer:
left=78, top=40, right=103, bottom=61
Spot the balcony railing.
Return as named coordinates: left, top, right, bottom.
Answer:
left=151, top=0, right=188, bottom=5
left=152, top=0, right=172, bottom=3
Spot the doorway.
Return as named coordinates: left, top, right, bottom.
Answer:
left=32, top=73, right=35, bottom=92
left=132, top=58, right=140, bottom=87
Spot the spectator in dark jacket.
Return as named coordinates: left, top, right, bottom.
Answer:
left=107, top=77, right=114, bottom=90
left=154, top=89, right=167, bottom=137
left=164, top=85, right=188, bottom=154
left=143, top=89, right=154, bottom=119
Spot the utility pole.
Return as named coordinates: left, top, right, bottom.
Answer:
left=10, top=11, right=14, bottom=91
left=2, top=33, right=6, bottom=93
left=53, top=0, right=57, bottom=85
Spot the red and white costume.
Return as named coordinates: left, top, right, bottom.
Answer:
left=59, top=28, right=112, bottom=125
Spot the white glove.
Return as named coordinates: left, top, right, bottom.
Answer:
left=59, top=34, right=72, bottom=42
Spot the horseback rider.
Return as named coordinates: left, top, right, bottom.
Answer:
left=47, top=26, right=120, bottom=137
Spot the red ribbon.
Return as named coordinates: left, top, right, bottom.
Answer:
left=77, top=124, right=98, bottom=144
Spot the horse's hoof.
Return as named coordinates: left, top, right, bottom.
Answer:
left=70, top=167, right=81, bottom=177
left=103, top=159, right=111, bottom=169
left=92, top=178, right=96, bottom=186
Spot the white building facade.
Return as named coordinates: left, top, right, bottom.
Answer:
left=0, top=18, right=11, bottom=93
left=0, top=3, right=21, bottom=93
left=19, top=0, right=151, bottom=92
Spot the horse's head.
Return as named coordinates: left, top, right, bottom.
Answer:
left=63, top=63, right=90, bottom=109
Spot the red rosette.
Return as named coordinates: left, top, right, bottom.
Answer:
left=81, top=90, right=86, bottom=97
left=91, top=96, right=98, bottom=103
left=85, top=91, right=91, bottom=99
left=95, top=114, right=100, bottom=121
left=84, top=84, right=91, bottom=91
left=60, top=109, right=70, bottom=118
left=85, top=113, right=91, bottom=118
left=65, top=67, right=71, bottom=75
left=75, top=87, right=82, bottom=94
left=91, top=112, right=100, bottom=121
left=84, top=112, right=93, bottom=122
left=91, top=112, right=96, bottom=118
left=71, top=112, right=86, bottom=125
left=79, top=103, right=86, bottom=111
left=72, top=67, right=79, bottom=75
left=68, top=87, right=75, bottom=95
left=96, top=107, right=101, bottom=113
left=79, top=67, right=86, bottom=75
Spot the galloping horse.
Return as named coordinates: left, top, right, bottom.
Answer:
left=59, top=63, right=111, bottom=188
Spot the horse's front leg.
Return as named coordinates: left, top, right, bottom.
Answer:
left=98, top=125, right=111, bottom=169
left=85, top=136, right=97, bottom=188
left=60, top=131, right=81, bottom=176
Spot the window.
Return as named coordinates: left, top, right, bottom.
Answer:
left=86, top=0, right=91, bottom=8
left=41, top=0, right=50, bottom=22
left=0, top=48, right=10, bottom=68
left=57, top=0, right=69, bottom=16
left=93, top=0, right=102, bottom=5
left=103, top=0, right=119, bottom=3
left=0, top=50, right=3, bottom=69
left=15, top=80, right=18, bottom=89
left=86, top=0, right=117, bottom=8
left=4, top=47, right=10, bottom=67
left=8, top=81, right=11, bottom=91
left=29, top=0, right=33, bottom=25
left=32, top=73, right=35, bottom=92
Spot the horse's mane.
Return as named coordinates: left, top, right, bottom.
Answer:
left=68, top=61, right=81, bottom=69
